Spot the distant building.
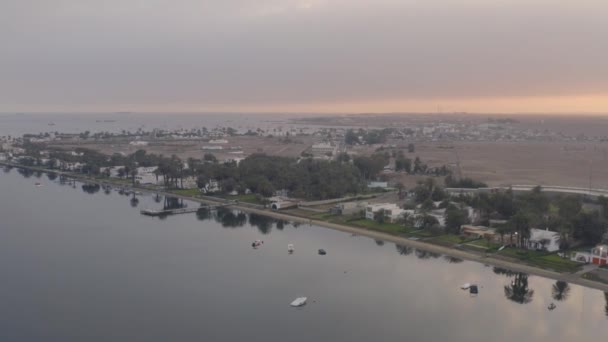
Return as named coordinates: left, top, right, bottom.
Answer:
left=310, top=142, right=337, bottom=159
left=129, top=141, right=149, bottom=146
left=209, top=139, right=228, bottom=144
left=202, top=145, right=223, bottom=150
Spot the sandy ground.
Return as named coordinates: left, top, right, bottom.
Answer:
left=358, top=141, right=608, bottom=189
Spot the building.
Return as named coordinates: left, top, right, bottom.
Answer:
left=99, top=166, right=125, bottom=178
left=368, top=181, right=389, bottom=189
left=269, top=197, right=298, bottom=210
left=527, top=228, right=560, bottom=252
left=201, top=145, right=223, bottom=150
left=591, top=245, right=608, bottom=265
left=310, top=142, right=337, bottom=159
left=135, top=166, right=163, bottom=185
left=209, top=139, right=228, bottom=144
left=365, top=203, right=405, bottom=223
left=461, top=225, right=499, bottom=242
left=331, top=201, right=369, bottom=215
left=129, top=141, right=149, bottom=146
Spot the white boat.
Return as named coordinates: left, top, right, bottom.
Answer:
left=288, top=244, right=294, bottom=253
left=290, top=297, right=307, bottom=307
left=460, top=283, right=471, bottom=290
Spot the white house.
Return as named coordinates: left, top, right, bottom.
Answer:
left=99, top=166, right=125, bottom=178
left=0, top=152, right=7, bottom=161
left=129, top=140, right=149, bottom=146
left=365, top=203, right=405, bottom=222
left=135, top=166, right=163, bottom=185
left=528, top=228, right=560, bottom=252
left=368, top=181, right=389, bottom=189
left=200, top=179, right=221, bottom=194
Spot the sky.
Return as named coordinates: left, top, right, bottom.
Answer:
left=1, top=0, right=607, bottom=114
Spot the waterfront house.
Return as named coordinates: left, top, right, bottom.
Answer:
left=461, top=225, right=499, bottom=242
left=365, top=203, right=406, bottom=223
left=527, top=228, right=560, bottom=252
left=591, top=245, right=608, bottom=265
left=368, top=181, right=389, bottom=189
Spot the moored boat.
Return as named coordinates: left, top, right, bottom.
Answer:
left=290, top=297, right=307, bottom=307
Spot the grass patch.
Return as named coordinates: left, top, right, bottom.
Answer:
left=223, top=194, right=263, bottom=205
left=347, top=219, right=409, bottom=234
left=171, top=188, right=201, bottom=197
left=497, top=248, right=581, bottom=273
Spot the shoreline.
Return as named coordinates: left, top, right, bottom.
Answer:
left=4, top=162, right=608, bottom=292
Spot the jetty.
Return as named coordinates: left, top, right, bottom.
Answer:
left=140, top=203, right=230, bottom=216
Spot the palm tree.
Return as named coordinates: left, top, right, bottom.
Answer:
left=551, top=281, right=571, bottom=302
left=504, top=273, right=534, bottom=304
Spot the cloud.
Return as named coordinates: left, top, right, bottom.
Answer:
left=0, top=0, right=607, bottom=112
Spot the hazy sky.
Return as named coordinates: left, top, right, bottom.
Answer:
left=2, top=0, right=607, bottom=113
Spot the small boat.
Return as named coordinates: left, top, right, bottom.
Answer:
left=498, top=245, right=506, bottom=251
left=290, top=297, right=307, bottom=307
left=469, top=285, right=479, bottom=295
left=251, top=240, right=264, bottom=248
left=318, top=249, right=327, bottom=255
left=460, top=283, right=471, bottom=290
left=35, top=182, right=42, bottom=187
left=288, top=244, right=294, bottom=254
left=548, top=303, right=556, bottom=311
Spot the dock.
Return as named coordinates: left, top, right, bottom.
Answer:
left=140, top=203, right=230, bottom=216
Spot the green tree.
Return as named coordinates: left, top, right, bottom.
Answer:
left=445, top=204, right=469, bottom=234
left=509, top=212, right=530, bottom=248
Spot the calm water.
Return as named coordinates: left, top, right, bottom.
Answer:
left=1, top=168, right=608, bottom=341
left=0, top=112, right=303, bottom=136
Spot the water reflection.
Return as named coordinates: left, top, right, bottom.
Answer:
left=2, top=165, right=11, bottom=173
left=375, top=239, right=385, bottom=246
left=46, top=172, right=58, bottom=181
left=81, top=183, right=101, bottom=194
left=276, top=220, right=286, bottom=230
left=163, top=196, right=186, bottom=210
left=130, top=194, right=139, bottom=208
left=196, top=207, right=212, bottom=221
left=551, top=281, right=571, bottom=302
left=604, top=292, right=608, bottom=318
left=444, top=256, right=464, bottom=264
left=249, top=213, right=275, bottom=234
left=214, top=207, right=247, bottom=228
left=493, top=267, right=518, bottom=277
left=17, top=167, right=33, bottom=178
left=504, top=273, right=535, bottom=304
left=34, top=171, right=43, bottom=178
left=395, top=244, right=413, bottom=255
left=415, top=249, right=441, bottom=259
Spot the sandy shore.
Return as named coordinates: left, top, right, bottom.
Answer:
left=4, top=162, right=608, bottom=292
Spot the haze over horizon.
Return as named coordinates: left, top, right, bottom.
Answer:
left=2, top=0, right=607, bottom=114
